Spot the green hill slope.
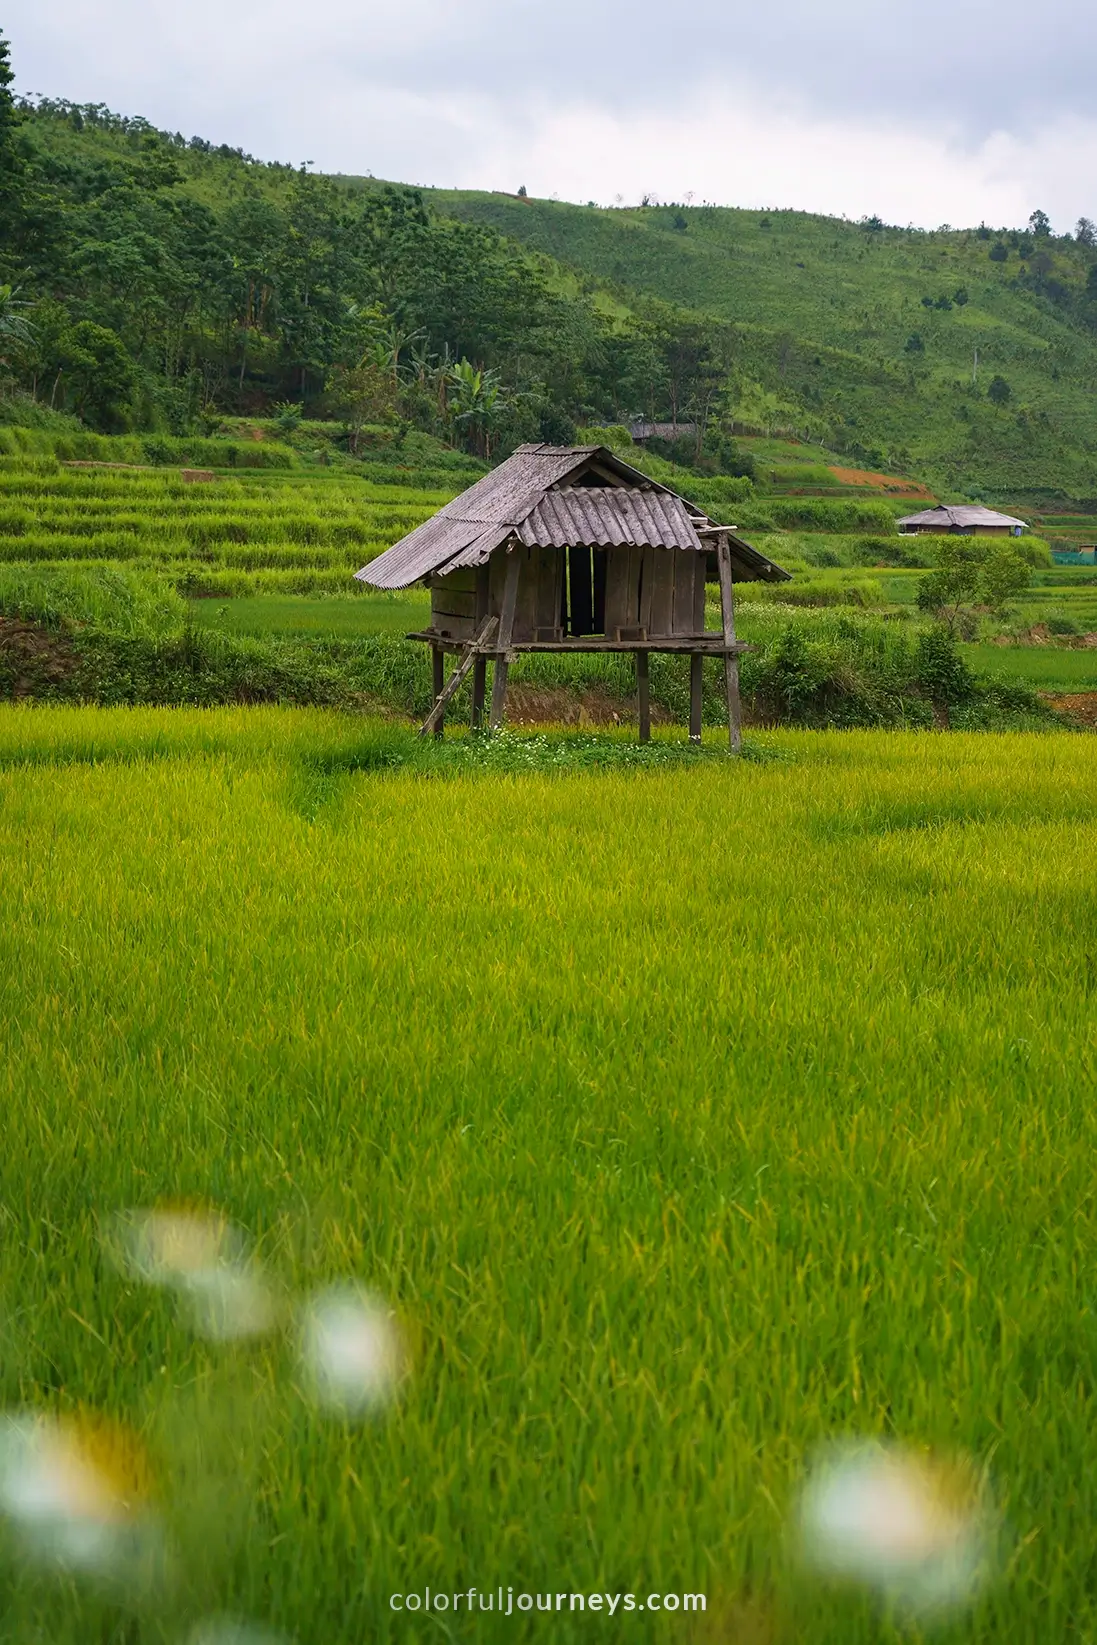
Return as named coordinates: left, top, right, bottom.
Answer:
left=430, top=192, right=1097, bottom=500
left=9, top=53, right=1097, bottom=503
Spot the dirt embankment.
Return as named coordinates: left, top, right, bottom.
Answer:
left=1043, top=693, right=1097, bottom=729
left=0, top=617, right=80, bottom=699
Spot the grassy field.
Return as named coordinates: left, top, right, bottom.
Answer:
left=0, top=707, right=1095, bottom=1641
left=188, top=591, right=431, bottom=639
left=961, top=644, right=1097, bottom=689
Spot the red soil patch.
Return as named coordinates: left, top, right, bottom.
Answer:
left=827, top=465, right=934, bottom=497
left=0, top=617, right=79, bottom=699
left=1043, top=692, right=1097, bottom=728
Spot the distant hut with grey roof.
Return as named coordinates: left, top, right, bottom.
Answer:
left=898, top=504, right=1028, bottom=536
left=356, top=443, right=790, bottom=747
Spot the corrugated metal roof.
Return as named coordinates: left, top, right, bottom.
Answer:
left=898, top=504, right=1028, bottom=529
left=519, top=487, right=702, bottom=551
left=356, top=444, right=789, bottom=587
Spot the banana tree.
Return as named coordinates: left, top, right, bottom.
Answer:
left=447, top=359, right=505, bottom=458
left=0, top=285, right=35, bottom=368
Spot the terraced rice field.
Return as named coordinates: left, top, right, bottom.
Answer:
left=0, top=461, right=455, bottom=593
left=1, top=710, right=1096, bottom=1642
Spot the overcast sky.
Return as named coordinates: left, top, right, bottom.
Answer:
left=7, top=0, right=1097, bottom=230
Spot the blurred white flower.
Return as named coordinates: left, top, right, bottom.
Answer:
left=796, top=1441, right=991, bottom=1616
left=299, top=1286, right=404, bottom=1418
left=112, top=1210, right=245, bottom=1285
left=0, top=1412, right=158, bottom=1580
left=107, top=1210, right=277, bottom=1342
left=187, top=1621, right=288, bottom=1645
left=179, top=1265, right=278, bottom=1343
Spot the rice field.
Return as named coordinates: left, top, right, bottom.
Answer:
left=962, top=644, right=1097, bottom=690
left=187, top=591, right=431, bottom=639
left=0, top=460, right=455, bottom=593
left=2, top=706, right=1097, bottom=1642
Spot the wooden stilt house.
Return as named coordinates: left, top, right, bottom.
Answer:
left=355, top=444, right=790, bottom=747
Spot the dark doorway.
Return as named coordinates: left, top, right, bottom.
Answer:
left=566, top=547, right=607, bottom=636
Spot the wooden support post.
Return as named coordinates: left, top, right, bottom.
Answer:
left=471, top=657, right=487, bottom=729
left=636, top=650, right=651, bottom=743
left=471, top=563, right=489, bottom=729
left=716, top=536, right=742, bottom=754
left=431, top=645, right=445, bottom=739
left=489, top=548, right=521, bottom=731
left=689, top=652, right=703, bottom=743
left=419, top=617, right=498, bottom=738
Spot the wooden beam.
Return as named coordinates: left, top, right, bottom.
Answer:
left=431, top=645, right=445, bottom=739
left=489, top=549, right=521, bottom=731
left=716, top=536, right=742, bottom=754
left=689, top=652, right=703, bottom=743
left=636, top=650, right=650, bottom=743
left=418, top=615, right=498, bottom=737
left=406, top=631, right=750, bottom=655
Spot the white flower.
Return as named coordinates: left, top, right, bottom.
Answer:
left=796, top=1441, right=991, bottom=1616
left=299, top=1286, right=404, bottom=1418
left=187, top=1620, right=288, bottom=1645
left=107, top=1210, right=277, bottom=1342
left=0, top=1413, right=158, bottom=1581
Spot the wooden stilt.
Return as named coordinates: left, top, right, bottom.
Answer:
left=636, top=650, right=651, bottom=743
left=471, top=657, right=487, bottom=729
left=489, top=548, right=521, bottom=731
left=419, top=617, right=498, bottom=737
left=716, top=537, right=742, bottom=754
left=472, top=562, right=490, bottom=728
left=431, top=645, right=445, bottom=739
left=689, top=652, right=703, bottom=743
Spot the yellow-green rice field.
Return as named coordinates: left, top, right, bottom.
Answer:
left=1, top=709, right=1095, bottom=1642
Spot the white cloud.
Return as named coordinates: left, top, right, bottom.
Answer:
left=463, top=95, right=1097, bottom=232
left=6, top=0, right=1097, bottom=229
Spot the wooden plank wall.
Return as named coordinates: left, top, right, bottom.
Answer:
left=436, top=547, right=709, bottom=643
left=487, top=548, right=563, bottom=643
left=430, top=568, right=479, bottom=640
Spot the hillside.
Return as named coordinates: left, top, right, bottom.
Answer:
left=427, top=191, right=1097, bottom=502
left=7, top=53, right=1097, bottom=503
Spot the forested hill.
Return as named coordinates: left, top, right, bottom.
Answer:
left=429, top=190, right=1097, bottom=500
left=5, top=43, right=1097, bottom=501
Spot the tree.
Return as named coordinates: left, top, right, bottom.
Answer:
left=447, top=359, right=505, bottom=458
left=1028, top=209, right=1052, bottom=238
left=904, top=332, right=925, bottom=353
left=0, top=285, right=34, bottom=363
left=953, top=287, right=969, bottom=306
left=987, top=374, right=1012, bottom=408
left=989, top=241, right=1009, bottom=263
left=916, top=536, right=1030, bottom=634
left=325, top=361, right=398, bottom=454
left=0, top=33, right=27, bottom=259
left=517, top=185, right=527, bottom=198
left=1077, top=217, right=1097, bottom=248
left=55, top=321, right=135, bottom=429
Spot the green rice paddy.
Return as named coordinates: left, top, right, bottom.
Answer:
left=1, top=708, right=1096, bottom=1642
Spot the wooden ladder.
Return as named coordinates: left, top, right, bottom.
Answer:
left=418, top=615, right=499, bottom=737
